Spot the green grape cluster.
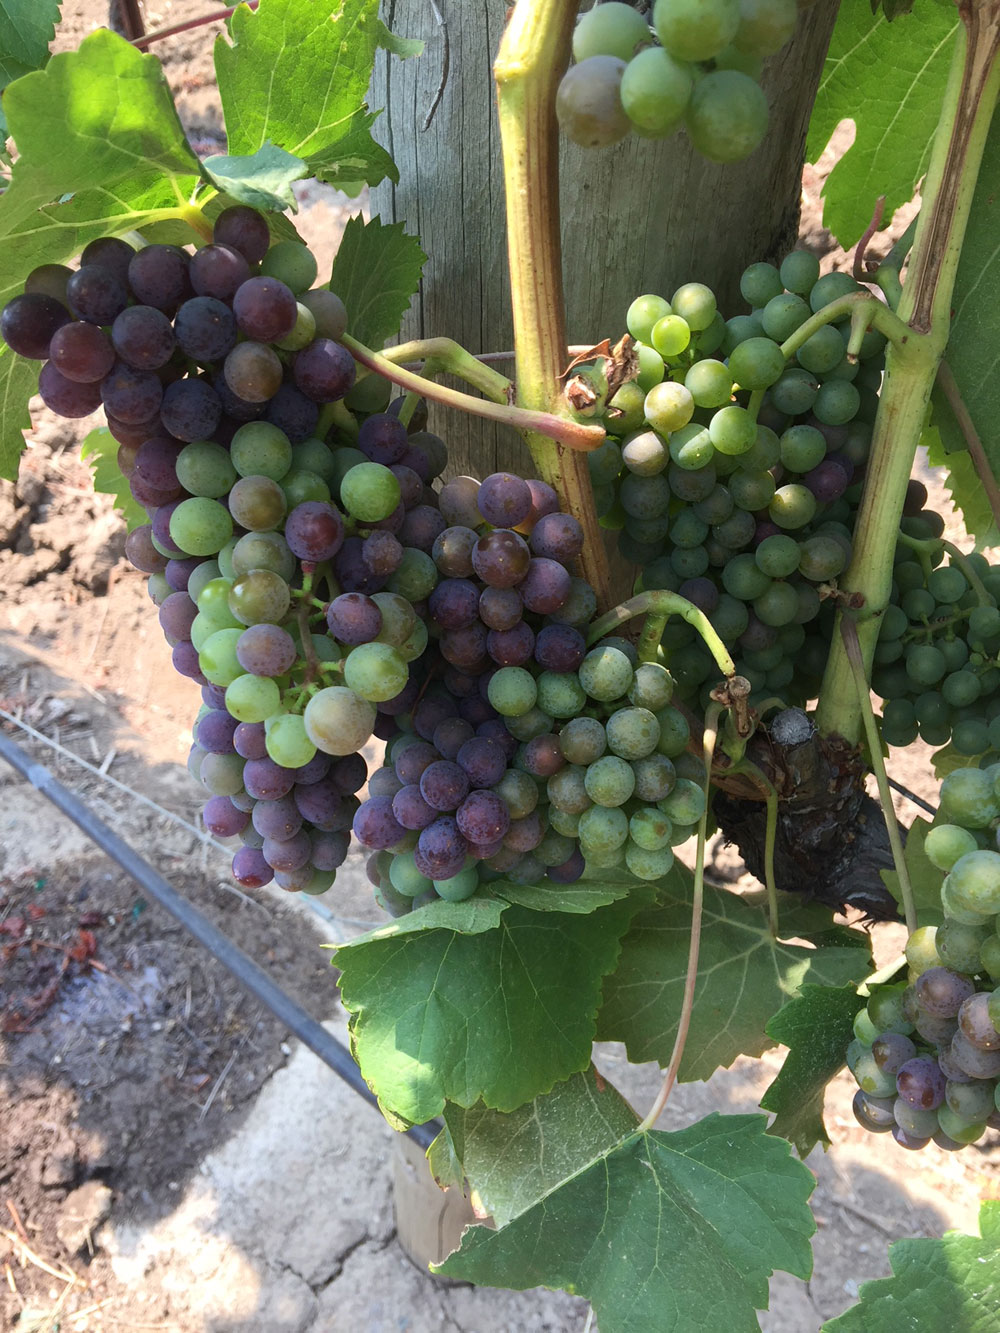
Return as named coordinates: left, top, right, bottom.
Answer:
left=557, top=0, right=797, bottom=162
left=873, top=536, right=1000, bottom=758
left=592, top=252, right=885, bottom=712
left=849, top=767, right=1000, bottom=1152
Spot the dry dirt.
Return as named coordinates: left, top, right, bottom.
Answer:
left=1, top=5, right=996, bottom=1333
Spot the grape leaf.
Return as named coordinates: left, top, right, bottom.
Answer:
left=213, top=0, right=396, bottom=189
left=335, top=896, right=642, bottom=1124
left=923, top=423, right=1000, bottom=549
left=79, top=427, right=146, bottom=531
left=203, top=142, right=308, bottom=212
left=879, top=816, right=943, bottom=925
left=806, top=1, right=958, bottom=246
left=932, top=740, right=984, bottom=779
left=0, top=30, right=199, bottom=232
left=823, top=1201, right=1000, bottom=1332
left=335, top=895, right=509, bottom=949
left=0, top=343, right=38, bottom=482
left=489, top=879, right=633, bottom=914
left=442, top=1067, right=638, bottom=1228
left=0, top=0, right=61, bottom=88
left=596, top=868, right=871, bottom=1082
left=436, top=1115, right=816, bottom=1333
left=759, top=984, right=865, bottom=1157
left=328, top=214, right=426, bottom=350
left=308, top=108, right=398, bottom=193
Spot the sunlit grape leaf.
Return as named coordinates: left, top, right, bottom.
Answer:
left=0, top=343, right=38, bottom=482
left=436, top=1115, right=816, bottom=1333
left=823, top=1201, right=1000, bottom=1331
left=335, top=898, right=639, bottom=1124
left=309, top=108, right=398, bottom=192
left=335, top=896, right=509, bottom=949
left=596, top=868, right=871, bottom=1081
left=203, top=142, right=308, bottom=212
left=214, top=0, right=396, bottom=189
left=443, top=1067, right=639, bottom=1227
left=759, top=984, right=864, bottom=1157
left=79, top=427, right=148, bottom=531
left=0, top=30, right=199, bottom=233
left=923, top=423, right=1000, bottom=549
left=328, top=214, right=426, bottom=350
left=0, top=0, right=61, bottom=118
left=807, top=1, right=958, bottom=246
left=928, top=125, right=1000, bottom=498
left=879, top=816, right=943, bottom=925
left=490, top=879, right=633, bottom=914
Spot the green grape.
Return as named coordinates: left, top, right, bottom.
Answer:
left=536, top=670, right=588, bottom=718
left=942, top=670, right=981, bottom=709
left=761, top=291, right=811, bottom=342
left=632, top=752, right=676, bottom=801
left=945, top=1079, right=995, bottom=1122
left=654, top=706, right=690, bottom=757
left=670, top=509, right=709, bottom=549
left=713, top=44, right=762, bottom=78
left=187, top=559, right=221, bottom=605
left=547, top=764, right=591, bottom=815
left=628, top=661, right=680, bottom=710
left=506, top=706, right=554, bottom=742
left=866, top=984, right=914, bottom=1035
left=343, top=642, right=408, bottom=702
left=768, top=484, right=816, bottom=530
left=560, top=716, right=607, bottom=765
left=169, top=497, right=234, bottom=557
left=496, top=769, right=539, bottom=820
left=190, top=613, right=217, bottom=652
left=556, top=56, right=631, bottom=148
left=588, top=438, right=624, bottom=486
left=769, top=367, right=819, bottom=415
left=266, top=713, right=316, bottom=768
left=176, top=441, right=237, bottom=499
left=969, top=604, right=1000, bottom=640
left=579, top=646, right=634, bottom=701
left=225, top=673, right=281, bottom=724
left=199, top=627, right=245, bottom=686
left=667, top=422, right=714, bottom=470
left=217, top=536, right=238, bottom=582
left=606, top=380, right=647, bottom=434
left=341, top=461, right=401, bottom=522
left=852, top=1009, right=879, bottom=1044
left=928, top=565, right=968, bottom=604
left=622, top=428, right=669, bottom=476
left=584, top=755, right=636, bottom=807
left=779, top=424, right=826, bottom=473
left=303, top=686, right=376, bottom=755
left=694, top=312, right=727, bottom=355
left=670, top=546, right=710, bottom=579
left=952, top=719, right=989, bottom=756
left=936, top=1104, right=987, bottom=1144
left=578, top=804, right=629, bottom=854
left=620, top=47, right=693, bottom=136
left=434, top=865, right=480, bottom=902
left=925, top=823, right=980, bottom=871
left=796, top=324, right=845, bottom=375
left=488, top=666, right=538, bottom=717
left=728, top=336, right=786, bottom=390
left=274, top=303, right=318, bottom=352
left=228, top=568, right=291, bottom=625
left=740, top=262, right=783, bottom=308
left=753, top=580, right=799, bottom=627
left=735, top=0, right=797, bottom=55
left=880, top=699, right=918, bottom=748
left=947, top=850, right=1000, bottom=915
left=371, top=592, right=416, bottom=647
left=198, top=577, right=241, bottom=628
left=755, top=533, right=799, bottom=578
left=389, top=851, right=433, bottom=898
left=200, top=752, right=245, bottom=797
left=793, top=582, right=821, bottom=624
left=851, top=1050, right=896, bottom=1098
left=644, top=380, right=695, bottom=433
left=722, top=312, right=766, bottom=353
left=229, top=475, right=287, bottom=533
left=652, top=314, right=692, bottom=357
left=387, top=548, right=437, bottom=601
left=671, top=283, right=717, bottom=333
left=742, top=425, right=781, bottom=471
left=627, top=293, right=672, bottom=343
left=659, top=776, right=706, bottom=824
left=809, top=271, right=861, bottom=313
left=281, top=468, right=331, bottom=507
left=710, top=594, right=750, bottom=642
left=798, top=535, right=846, bottom=582
left=629, top=806, right=673, bottom=851
left=722, top=552, right=771, bottom=600
left=712, top=508, right=755, bottom=549
left=904, top=925, right=940, bottom=974
left=654, top=0, right=740, bottom=63
left=693, top=483, right=734, bottom=525
left=905, top=644, right=946, bottom=687
left=397, top=618, right=429, bottom=663
left=981, top=936, right=1000, bottom=980
left=230, top=422, right=293, bottom=481
left=259, top=241, right=318, bottom=293
left=937, top=918, right=993, bottom=974
left=620, top=471, right=671, bottom=519
left=605, top=706, right=660, bottom=760
left=778, top=248, right=820, bottom=295
left=573, top=2, right=651, bottom=61
left=636, top=342, right=666, bottom=390
left=625, top=843, right=676, bottom=880
left=901, top=587, right=935, bottom=621
left=709, top=405, right=756, bottom=455
left=813, top=379, right=861, bottom=426
left=684, top=359, right=733, bottom=409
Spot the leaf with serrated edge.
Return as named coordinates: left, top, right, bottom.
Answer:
left=335, top=896, right=508, bottom=949
left=214, top=0, right=392, bottom=190
left=806, top=2, right=958, bottom=246
left=79, top=427, right=147, bottom=530
left=0, top=344, right=38, bottom=482
left=203, top=142, right=307, bottom=212
left=436, top=1115, right=816, bottom=1333
left=924, top=421, right=1000, bottom=548
left=309, top=108, right=398, bottom=190
left=490, top=880, right=632, bottom=914
left=444, top=1067, right=638, bottom=1228
left=329, top=214, right=426, bottom=350
left=1, top=30, right=199, bottom=233
left=760, top=984, right=864, bottom=1157
left=597, top=867, right=870, bottom=1081
left=879, top=817, right=943, bottom=926
left=335, top=897, right=640, bottom=1124
left=823, top=1201, right=1000, bottom=1331
left=0, top=1, right=61, bottom=87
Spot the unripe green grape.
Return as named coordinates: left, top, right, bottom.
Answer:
left=779, top=423, right=826, bottom=473
left=709, top=405, right=756, bottom=455
left=728, top=336, right=786, bottom=390
left=488, top=666, right=538, bottom=717
left=936, top=1104, right=987, bottom=1144
left=668, top=422, right=715, bottom=470
left=946, top=850, right=1000, bottom=915
left=651, top=314, right=691, bottom=357
left=579, top=646, right=634, bottom=701
left=584, top=755, right=636, bottom=807
left=769, top=483, right=816, bottom=530
left=798, top=535, right=846, bottom=582
left=778, top=247, right=821, bottom=295
left=274, top=303, right=318, bottom=352
left=606, top=706, right=660, bottom=760
left=981, top=936, right=1000, bottom=981
left=796, top=324, right=845, bottom=375
left=629, top=807, right=673, bottom=851
left=176, top=441, right=237, bottom=498
left=372, top=592, right=416, bottom=647
left=814, top=379, right=861, bottom=426
left=259, top=241, right=318, bottom=293
left=573, top=2, right=651, bottom=61
left=684, top=359, right=733, bottom=409
left=852, top=1009, right=879, bottom=1045
left=198, top=577, right=241, bottom=628
left=300, top=289, right=348, bottom=341
left=506, top=706, right=554, bottom=742
left=224, top=672, right=282, bottom=724
left=755, top=533, right=799, bottom=578
left=169, top=497, right=234, bottom=557
left=200, top=751, right=245, bottom=797
left=343, top=642, right=408, bottom=702
left=654, top=0, right=740, bottom=62
left=228, top=568, right=291, bottom=626
left=578, top=804, right=629, bottom=854
left=390, top=851, right=433, bottom=898
left=536, top=670, right=588, bottom=719
left=753, top=580, right=799, bottom=627
left=654, top=706, right=690, bottom=757
left=200, top=627, right=245, bottom=686
left=937, top=918, right=993, bottom=975
left=644, top=380, right=695, bottom=433
left=671, top=283, right=717, bottom=333
left=606, top=380, right=646, bottom=434
left=341, top=461, right=401, bottom=522
left=628, top=662, right=674, bottom=711
left=769, top=367, right=819, bottom=415
left=659, top=776, right=706, bottom=825
left=694, top=311, right=727, bottom=355
left=281, top=468, right=331, bottom=508
left=265, top=713, right=316, bottom=768
left=230, top=422, right=293, bottom=481
left=620, top=47, right=693, bottom=137
left=303, top=686, right=375, bottom=755
left=810, top=270, right=861, bottom=313
left=622, top=428, right=669, bottom=476
left=685, top=69, right=768, bottom=164
left=713, top=44, right=763, bottom=78
left=625, top=842, right=676, bottom=880
left=635, top=342, right=666, bottom=390
left=556, top=56, right=631, bottom=148
left=559, top=716, right=607, bottom=765
left=387, top=548, right=437, bottom=602
left=940, top=767, right=1000, bottom=827
left=740, top=262, right=783, bottom=308
left=627, top=294, right=672, bottom=343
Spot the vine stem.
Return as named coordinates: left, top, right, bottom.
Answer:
left=130, top=2, right=258, bottom=48
left=817, top=4, right=1000, bottom=744
left=341, top=333, right=605, bottom=452
left=495, top=1, right=613, bottom=611
left=841, top=618, right=917, bottom=935
left=377, top=339, right=513, bottom=402
left=585, top=591, right=736, bottom=678
left=637, top=703, right=720, bottom=1134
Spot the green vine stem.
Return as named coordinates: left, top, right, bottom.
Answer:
left=377, top=338, right=514, bottom=403
left=495, top=0, right=613, bottom=611
left=897, top=530, right=995, bottom=605
left=816, top=2, right=1000, bottom=745
left=841, top=618, right=917, bottom=934
left=586, top=591, right=736, bottom=678
left=636, top=702, right=721, bottom=1134
left=341, top=332, right=605, bottom=452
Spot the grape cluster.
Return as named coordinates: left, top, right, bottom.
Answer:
left=849, top=766, right=1000, bottom=1152
left=873, top=533, right=1000, bottom=758
left=591, top=252, right=887, bottom=712
left=557, top=0, right=798, bottom=163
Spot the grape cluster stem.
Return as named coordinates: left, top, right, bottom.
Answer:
left=586, top=591, right=736, bottom=679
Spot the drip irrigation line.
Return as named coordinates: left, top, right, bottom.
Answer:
left=0, top=728, right=440, bottom=1152
left=886, top=775, right=936, bottom=816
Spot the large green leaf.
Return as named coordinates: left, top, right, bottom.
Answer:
left=443, top=1067, right=639, bottom=1228
left=335, top=896, right=643, bottom=1125
left=328, top=214, right=426, bottom=350
left=436, top=1114, right=816, bottom=1333
left=807, top=1, right=958, bottom=247
left=202, top=142, right=308, bottom=212
left=490, top=879, right=633, bottom=914
left=823, top=1201, right=1000, bottom=1332
left=0, top=343, right=38, bottom=482
left=1, top=29, right=199, bottom=233
left=0, top=0, right=61, bottom=87
left=597, top=871, right=871, bottom=1081
left=923, top=423, right=1000, bottom=549
left=879, top=816, right=943, bottom=926
left=214, top=0, right=395, bottom=189
left=759, top=984, right=865, bottom=1158
left=79, top=427, right=147, bottom=530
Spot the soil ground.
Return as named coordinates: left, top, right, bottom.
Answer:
left=1, top=5, right=996, bottom=1332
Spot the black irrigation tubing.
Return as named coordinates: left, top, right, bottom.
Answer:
left=0, top=729, right=441, bottom=1153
